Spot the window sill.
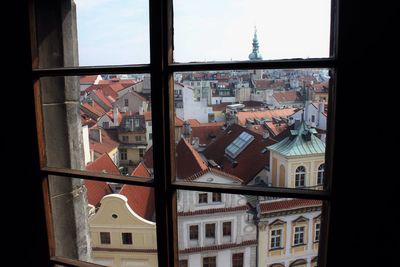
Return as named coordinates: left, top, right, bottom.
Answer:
left=292, top=243, right=306, bottom=248
left=269, top=247, right=284, bottom=251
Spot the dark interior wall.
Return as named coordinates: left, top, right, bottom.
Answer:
left=7, top=0, right=397, bottom=266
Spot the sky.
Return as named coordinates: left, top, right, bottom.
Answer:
left=76, top=0, right=331, bottom=66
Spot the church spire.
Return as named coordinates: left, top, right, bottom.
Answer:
left=248, top=27, right=263, bottom=60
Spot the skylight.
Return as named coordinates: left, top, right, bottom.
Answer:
left=225, top=131, right=255, bottom=159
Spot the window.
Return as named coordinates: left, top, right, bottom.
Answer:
left=122, top=136, right=129, bottom=143
left=295, top=166, right=306, bottom=187
left=149, top=133, right=153, bottom=140
left=232, top=253, right=244, bottom=267
left=312, top=115, right=316, bottom=122
left=294, top=226, right=305, bottom=245
left=179, top=260, right=188, bottom=267
left=100, top=232, right=111, bottom=244
left=225, top=131, right=255, bottom=159
left=120, top=148, right=127, bottom=161
left=212, top=192, right=221, bottom=202
left=317, top=164, right=325, bottom=185
left=223, top=221, right=231, bottom=236
left=122, top=232, right=133, bottom=245
left=205, top=224, right=215, bottom=238
left=203, top=256, right=216, bottom=267
left=102, top=121, right=109, bottom=128
left=139, top=149, right=145, bottom=158
left=135, top=135, right=142, bottom=142
left=198, top=193, right=208, bottom=204
left=30, top=0, right=339, bottom=266
left=315, top=223, right=321, bottom=242
left=124, top=99, right=129, bottom=107
left=189, top=225, right=198, bottom=240
left=271, top=229, right=282, bottom=249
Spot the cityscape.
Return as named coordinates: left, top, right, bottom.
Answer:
left=77, top=29, right=329, bottom=267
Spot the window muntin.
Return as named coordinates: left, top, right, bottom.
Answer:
left=203, top=256, right=216, bottom=267
left=222, top=221, right=232, bottom=236
left=295, top=166, right=306, bottom=188
left=294, top=226, right=305, bottom=245
left=189, top=225, right=199, bottom=240
left=122, top=232, right=133, bottom=245
left=205, top=224, right=216, bottom=238
left=232, top=253, right=244, bottom=267
left=198, top=193, right=208, bottom=204
left=100, top=232, right=111, bottom=244
left=270, top=229, right=282, bottom=249
left=212, top=192, right=221, bottom=202
left=317, top=164, right=325, bottom=185
left=32, top=1, right=338, bottom=267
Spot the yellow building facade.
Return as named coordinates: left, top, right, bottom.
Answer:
left=89, top=194, right=157, bottom=267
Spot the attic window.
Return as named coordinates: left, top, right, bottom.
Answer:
left=225, top=131, right=254, bottom=159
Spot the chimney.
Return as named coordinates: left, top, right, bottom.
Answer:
left=263, top=131, right=270, bottom=139
left=113, top=107, right=119, bottom=126
left=294, top=119, right=301, bottom=130
left=182, top=121, right=192, bottom=140
left=89, top=128, right=102, bottom=143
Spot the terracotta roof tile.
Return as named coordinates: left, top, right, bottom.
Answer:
left=272, top=91, right=303, bottom=103
left=80, top=75, right=100, bottom=84
left=178, top=205, right=248, bottom=216
left=179, top=240, right=257, bottom=254
left=265, top=122, right=289, bottom=136
left=84, top=154, right=118, bottom=206
left=143, top=146, right=153, bottom=169
left=190, top=123, right=225, bottom=145
left=176, top=138, right=208, bottom=179
left=131, top=162, right=151, bottom=178
left=81, top=101, right=107, bottom=119
left=85, top=84, right=118, bottom=99
left=119, top=184, right=155, bottom=221
left=93, top=90, right=113, bottom=108
left=175, top=116, right=184, bottom=127
left=260, top=199, right=322, bottom=213
left=89, top=128, right=119, bottom=156
left=143, top=111, right=152, bottom=121
left=236, top=108, right=296, bottom=126
left=203, top=124, right=276, bottom=184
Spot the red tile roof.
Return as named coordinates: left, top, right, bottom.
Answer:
left=89, top=128, right=119, bottom=156
left=203, top=124, right=276, bottom=184
left=254, top=79, right=274, bottom=89
left=84, top=154, right=118, bottom=206
left=131, top=162, right=151, bottom=178
left=176, top=138, right=208, bottom=179
left=175, top=116, right=184, bottom=127
left=212, top=102, right=231, bottom=111
left=272, top=91, right=304, bottom=103
left=80, top=75, right=100, bottom=84
left=143, top=146, right=153, bottom=169
left=93, top=90, right=113, bottom=109
left=143, top=111, right=152, bottom=121
left=190, top=123, right=225, bottom=145
left=313, top=81, right=329, bottom=93
left=81, top=101, right=107, bottom=119
left=178, top=205, right=248, bottom=216
left=260, top=199, right=322, bottom=213
left=265, top=122, right=289, bottom=136
left=179, top=240, right=257, bottom=254
left=84, top=180, right=112, bottom=206
left=236, top=108, right=296, bottom=126
left=105, top=110, right=123, bottom=125
left=119, top=184, right=155, bottom=222
left=85, top=84, right=118, bottom=99
left=86, top=153, right=120, bottom=174
left=187, top=119, right=201, bottom=127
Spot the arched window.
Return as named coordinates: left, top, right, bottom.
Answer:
left=317, top=164, right=325, bottom=185
left=295, top=166, right=306, bottom=187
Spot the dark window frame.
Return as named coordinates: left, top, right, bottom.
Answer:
left=100, top=232, right=111, bottom=245
left=122, top=232, right=133, bottom=245
left=29, top=0, right=340, bottom=267
left=189, top=225, right=199, bottom=240
left=222, top=221, right=231, bottom=236
left=232, top=253, right=244, bottom=267
left=205, top=223, right=216, bottom=238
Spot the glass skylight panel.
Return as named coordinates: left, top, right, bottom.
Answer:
left=225, top=131, right=255, bottom=159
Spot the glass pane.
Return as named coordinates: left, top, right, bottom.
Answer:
left=34, top=0, right=149, bottom=68
left=177, top=190, right=323, bottom=267
left=173, top=0, right=332, bottom=62
left=48, top=176, right=157, bottom=266
left=40, top=74, right=153, bottom=177
left=174, top=69, right=331, bottom=190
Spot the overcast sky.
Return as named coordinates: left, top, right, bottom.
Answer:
left=76, top=0, right=331, bottom=66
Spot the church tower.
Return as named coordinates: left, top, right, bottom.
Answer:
left=249, top=27, right=263, bottom=80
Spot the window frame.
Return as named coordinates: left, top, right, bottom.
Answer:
left=29, top=0, right=339, bottom=267
left=270, top=228, right=283, bottom=249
